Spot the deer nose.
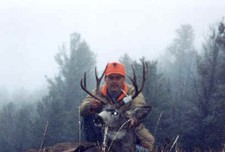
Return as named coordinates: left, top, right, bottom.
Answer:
left=93, top=114, right=105, bottom=126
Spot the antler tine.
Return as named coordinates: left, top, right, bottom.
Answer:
left=84, top=72, right=87, bottom=88
left=140, top=61, right=148, bottom=91
left=129, top=61, right=148, bottom=100
left=95, top=65, right=107, bottom=93
left=80, top=72, right=105, bottom=103
left=128, top=66, right=138, bottom=97
left=95, top=67, right=100, bottom=93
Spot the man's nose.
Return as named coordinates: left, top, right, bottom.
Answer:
left=112, top=78, right=117, bottom=81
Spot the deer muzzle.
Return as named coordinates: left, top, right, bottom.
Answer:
left=93, top=114, right=105, bottom=127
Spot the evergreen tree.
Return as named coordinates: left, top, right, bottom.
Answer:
left=36, top=32, right=96, bottom=146
left=14, top=104, right=35, bottom=151
left=187, top=21, right=225, bottom=150
left=0, top=103, right=17, bottom=152
left=159, top=24, right=198, bottom=143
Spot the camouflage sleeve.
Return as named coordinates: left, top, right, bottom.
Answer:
left=80, top=88, right=105, bottom=116
left=79, top=95, right=94, bottom=117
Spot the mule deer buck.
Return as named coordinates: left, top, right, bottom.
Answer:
left=76, top=61, right=152, bottom=152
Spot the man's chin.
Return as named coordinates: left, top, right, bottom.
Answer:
left=110, top=89, right=120, bottom=94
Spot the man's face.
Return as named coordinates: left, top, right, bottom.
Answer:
left=105, top=74, right=125, bottom=94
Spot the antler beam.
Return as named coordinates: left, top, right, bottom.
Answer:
left=128, top=61, right=148, bottom=100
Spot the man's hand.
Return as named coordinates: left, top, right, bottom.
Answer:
left=90, top=99, right=102, bottom=111
left=123, top=95, right=132, bottom=104
left=129, top=117, right=138, bottom=127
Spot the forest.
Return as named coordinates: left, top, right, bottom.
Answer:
left=0, top=20, right=225, bottom=152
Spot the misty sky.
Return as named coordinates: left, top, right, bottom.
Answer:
left=0, top=0, right=224, bottom=92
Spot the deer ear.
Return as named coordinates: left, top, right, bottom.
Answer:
left=132, top=106, right=151, bottom=120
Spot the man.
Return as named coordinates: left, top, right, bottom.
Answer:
left=80, top=62, right=155, bottom=151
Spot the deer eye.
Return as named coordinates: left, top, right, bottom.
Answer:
left=112, top=111, right=118, bottom=115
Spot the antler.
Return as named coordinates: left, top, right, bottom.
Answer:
left=80, top=65, right=107, bottom=103
left=128, top=61, right=148, bottom=100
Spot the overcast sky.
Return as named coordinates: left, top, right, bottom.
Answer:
left=0, top=0, right=224, bottom=92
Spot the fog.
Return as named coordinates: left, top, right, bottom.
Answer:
left=0, top=0, right=224, bottom=93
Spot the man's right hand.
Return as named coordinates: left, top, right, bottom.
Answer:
left=90, top=100, right=102, bottom=111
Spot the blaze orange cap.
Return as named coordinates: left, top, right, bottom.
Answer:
left=105, top=62, right=126, bottom=76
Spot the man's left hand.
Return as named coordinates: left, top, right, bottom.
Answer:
left=129, top=117, right=138, bottom=127
left=123, top=95, right=132, bottom=104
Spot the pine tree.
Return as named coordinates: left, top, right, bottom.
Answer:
left=190, top=21, right=225, bottom=150
left=0, top=103, right=17, bottom=152
left=36, top=33, right=96, bottom=146
left=159, top=25, right=198, bottom=141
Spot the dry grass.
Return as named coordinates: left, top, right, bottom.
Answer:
left=25, top=142, right=225, bottom=152
left=25, top=142, right=76, bottom=152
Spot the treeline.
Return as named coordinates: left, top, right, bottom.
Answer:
left=0, top=21, right=225, bottom=152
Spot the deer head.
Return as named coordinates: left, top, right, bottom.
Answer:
left=93, top=105, right=151, bottom=129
